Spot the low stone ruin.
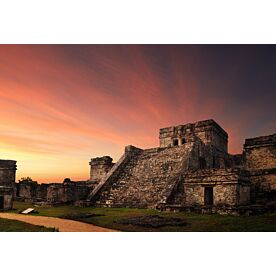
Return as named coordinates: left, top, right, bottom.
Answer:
left=15, top=180, right=95, bottom=205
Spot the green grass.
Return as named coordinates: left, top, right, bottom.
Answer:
left=10, top=201, right=276, bottom=232
left=0, top=217, right=56, bottom=232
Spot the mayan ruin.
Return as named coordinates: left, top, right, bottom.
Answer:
left=2, top=8, right=276, bottom=276
left=5, top=119, right=274, bottom=215
left=0, top=160, right=17, bottom=210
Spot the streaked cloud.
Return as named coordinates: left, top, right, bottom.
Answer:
left=0, top=45, right=275, bottom=182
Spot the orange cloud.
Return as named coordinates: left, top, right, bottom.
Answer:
left=0, top=45, right=274, bottom=182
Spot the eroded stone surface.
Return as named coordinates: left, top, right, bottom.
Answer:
left=0, top=160, right=16, bottom=210
left=15, top=181, right=94, bottom=205
left=14, top=119, right=276, bottom=214
left=89, top=156, right=114, bottom=183
left=87, top=119, right=275, bottom=213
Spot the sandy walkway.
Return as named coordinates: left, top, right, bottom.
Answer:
left=0, top=213, right=117, bottom=232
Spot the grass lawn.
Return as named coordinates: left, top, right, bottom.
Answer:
left=0, top=217, right=56, bottom=232
left=10, top=201, right=276, bottom=232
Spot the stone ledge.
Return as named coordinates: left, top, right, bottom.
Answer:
left=0, top=159, right=17, bottom=170
left=249, top=168, right=276, bottom=176
left=244, top=133, right=276, bottom=148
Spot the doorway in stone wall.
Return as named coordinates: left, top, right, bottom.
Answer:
left=204, top=187, right=213, bottom=205
left=199, top=157, right=207, bottom=169
left=0, top=196, right=4, bottom=209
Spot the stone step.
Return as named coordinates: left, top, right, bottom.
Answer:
left=95, top=145, right=192, bottom=207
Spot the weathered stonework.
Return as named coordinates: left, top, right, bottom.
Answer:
left=13, top=119, right=276, bottom=214
left=91, top=144, right=193, bottom=208
left=89, top=156, right=114, bottom=183
left=244, top=134, right=276, bottom=204
left=169, top=169, right=250, bottom=207
left=87, top=119, right=275, bottom=214
left=15, top=180, right=94, bottom=205
left=0, top=160, right=17, bottom=210
left=159, top=119, right=228, bottom=152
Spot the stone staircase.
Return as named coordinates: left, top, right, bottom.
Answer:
left=87, top=145, right=142, bottom=202
left=93, top=143, right=194, bottom=208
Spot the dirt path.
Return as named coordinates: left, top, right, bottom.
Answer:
left=0, top=213, right=117, bottom=232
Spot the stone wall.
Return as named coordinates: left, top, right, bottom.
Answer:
left=183, top=184, right=240, bottom=206
left=89, top=156, right=114, bottom=182
left=36, top=184, right=49, bottom=200
left=16, top=182, right=37, bottom=199
left=0, top=160, right=17, bottom=210
left=244, top=134, right=276, bottom=203
left=0, top=187, right=13, bottom=210
left=16, top=181, right=94, bottom=204
left=0, top=160, right=17, bottom=186
left=248, top=169, right=276, bottom=203
left=170, top=169, right=250, bottom=207
left=159, top=119, right=228, bottom=152
left=239, top=184, right=251, bottom=205
left=244, top=134, right=276, bottom=170
left=46, top=183, right=92, bottom=204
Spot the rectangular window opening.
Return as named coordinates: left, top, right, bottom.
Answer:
left=173, top=139, right=179, bottom=146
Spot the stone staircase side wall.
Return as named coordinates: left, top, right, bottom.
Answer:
left=87, top=145, right=143, bottom=202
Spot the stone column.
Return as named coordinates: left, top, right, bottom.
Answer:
left=0, top=160, right=17, bottom=210
left=89, top=156, right=114, bottom=183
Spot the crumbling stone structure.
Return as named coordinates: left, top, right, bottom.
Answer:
left=87, top=119, right=275, bottom=214
left=159, top=119, right=228, bottom=152
left=89, top=156, right=114, bottom=183
left=0, top=160, right=17, bottom=210
left=15, top=180, right=94, bottom=205
left=244, top=134, right=276, bottom=204
left=13, top=119, right=276, bottom=214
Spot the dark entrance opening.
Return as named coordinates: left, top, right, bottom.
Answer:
left=199, top=157, right=207, bottom=169
left=181, top=138, right=186, bottom=145
left=212, top=156, right=216, bottom=168
left=0, top=196, right=4, bottom=209
left=204, top=187, right=213, bottom=205
left=16, top=186, right=20, bottom=197
left=173, top=139, right=179, bottom=146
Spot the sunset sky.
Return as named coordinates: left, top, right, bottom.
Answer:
left=0, top=45, right=275, bottom=183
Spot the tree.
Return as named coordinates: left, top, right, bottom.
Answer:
left=18, top=177, right=37, bottom=184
